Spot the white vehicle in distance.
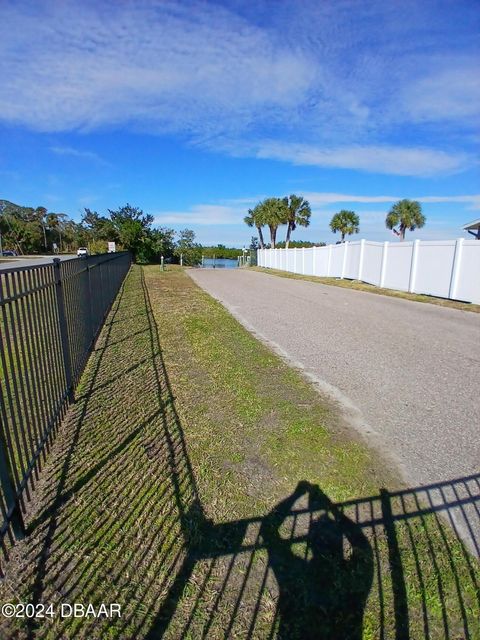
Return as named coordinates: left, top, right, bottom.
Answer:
left=77, top=247, right=89, bottom=258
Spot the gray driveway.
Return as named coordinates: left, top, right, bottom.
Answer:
left=190, top=268, right=480, bottom=550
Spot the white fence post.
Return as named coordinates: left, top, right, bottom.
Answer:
left=408, top=239, right=420, bottom=293
left=357, top=239, right=366, bottom=281
left=302, top=247, right=305, bottom=275
left=341, top=242, right=349, bottom=279
left=449, top=238, right=464, bottom=300
left=327, top=244, right=332, bottom=277
left=380, top=242, right=389, bottom=287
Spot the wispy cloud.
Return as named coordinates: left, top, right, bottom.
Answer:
left=77, top=194, right=100, bottom=206
left=303, top=193, right=480, bottom=209
left=0, top=1, right=313, bottom=136
left=154, top=204, right=247, bottom=226
left=153, top=193, right=480, bottom=229
left=49, top=146, right=107, bottom=165
left=400, top=61, right=480, bottom=123
left=1, top=1, right=478, bottom=177
left=255, top=142, right=470, bottom=177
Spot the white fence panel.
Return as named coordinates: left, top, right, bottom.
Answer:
left=313, top=246, right=329, bottom=276
left=414, top=241, right=456, bottom=299
left=362, top=242, right=384, bottom=286
left=344, top=241, right=362, bottom=280
left=383, top=243, right=413, bottom=292
left=329, top=244, right=345, bottom=277
left=292, top=249, right=298, bottom=273
left=285, top=249, right=293, bottom=272
left=304, top=248, right=314, bottom=275
left=455, top=241, right=480, bottom=304
left=256, top=239, right=479, bottom=304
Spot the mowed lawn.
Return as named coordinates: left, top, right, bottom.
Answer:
left=1, top=265, right=478, bottom=639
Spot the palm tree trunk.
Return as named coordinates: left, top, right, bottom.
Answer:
left=341, top=231, right=346, bottom=242
left=285, top=222, right=293, bottom=249
left=257, top=226, right=265, bottom=249
left=270, top=225, right=276, bottom=249
left=400, top=225, right=406, bottom=241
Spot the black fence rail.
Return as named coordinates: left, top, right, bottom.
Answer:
left=0, top=252, right=131, bottom=553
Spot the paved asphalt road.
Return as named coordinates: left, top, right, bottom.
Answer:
left=0, top=255, right=76, bottom=271
left=190, top=268, right=480, bottom=551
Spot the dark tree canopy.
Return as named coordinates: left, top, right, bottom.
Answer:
left=0, top=199, right=198, bottom=264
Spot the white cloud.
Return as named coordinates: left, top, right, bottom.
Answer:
left=255, top=142, right=470, bottom=177
left=401, top=62, right=480, bottom=122
left=154, top=204, right=246, bottom=226
left=0, top=1, right=314, bottom=135
left=303, top=193, right=480, bottom=209
left=153, top=193, right=480, bottom=229
left=1, top=1, right=478, bottom=177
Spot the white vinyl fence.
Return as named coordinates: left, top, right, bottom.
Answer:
left=257, top=239, right=480, bottom=304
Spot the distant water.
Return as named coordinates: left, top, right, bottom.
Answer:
left=201, top=258, right=238, bottom=269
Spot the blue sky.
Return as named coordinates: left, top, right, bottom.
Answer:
left=1, top=0, right=479, bottom=246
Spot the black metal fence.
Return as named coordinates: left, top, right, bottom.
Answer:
left=0, top=252, right=131, bottom=552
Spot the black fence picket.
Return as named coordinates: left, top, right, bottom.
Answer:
left=0, top=252, right=131, bottom=556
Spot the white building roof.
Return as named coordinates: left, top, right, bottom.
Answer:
left=463, top=218, right=480, bottom=231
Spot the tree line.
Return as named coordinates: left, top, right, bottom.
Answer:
left=0, top=200, right=203, bottom=264
left=244, top=196, right=426, bottom=247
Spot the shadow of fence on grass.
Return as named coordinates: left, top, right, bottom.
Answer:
left=146, top=474, right=480, bottom=640
left=9, top=266, right=479, bottom=640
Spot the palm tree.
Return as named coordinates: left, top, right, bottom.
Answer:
left=261, top=198, right=288, bottom=248
left=284, top=195, right=311, bottom=248
left=385, top=199, right=425, bottom=241
left=244, top=206, right=266, bottom=249
left=329, top=210, right=360, bottom=242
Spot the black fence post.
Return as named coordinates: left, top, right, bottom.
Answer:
left=53, top=258, right=75, bottom=403
left=0, top=420, right=25, bottom=540
left=86, top=262, right=94, bottom=346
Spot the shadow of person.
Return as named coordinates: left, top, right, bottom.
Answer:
left=261, top=481, right=373, bottom=640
